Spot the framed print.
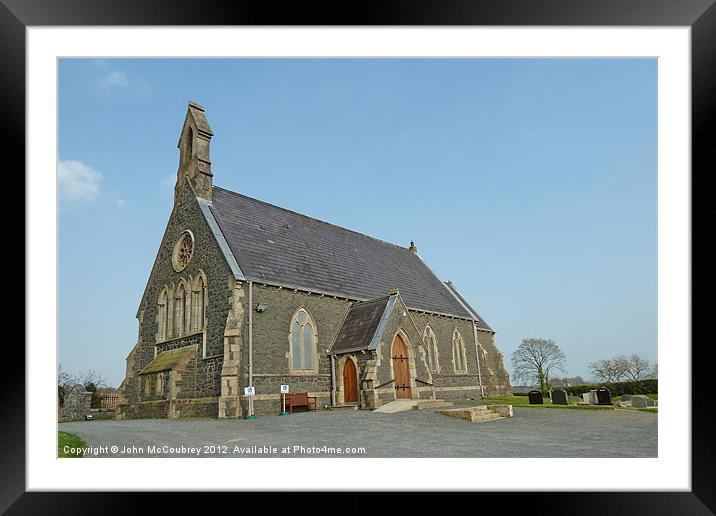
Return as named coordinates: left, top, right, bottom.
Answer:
left=6, top=0, right=711, bottom=513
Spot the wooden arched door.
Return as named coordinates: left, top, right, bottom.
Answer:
left=392, top=334, right=412, bottom=399
left=343, top=358, right=359, bottom=403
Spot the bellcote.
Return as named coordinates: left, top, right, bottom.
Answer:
left=176, top=101, right=214, bottom=202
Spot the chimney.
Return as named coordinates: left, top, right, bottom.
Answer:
left=176, top=101, right=214, bottom=202
left=408, top=241, right=418, bottom=254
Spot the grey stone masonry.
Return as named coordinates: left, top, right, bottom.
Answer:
left=118, top=179, right=233, bottom=417
left=61, top=384, right=92, bottom=421
left=119, top=102, right=513, bottom=419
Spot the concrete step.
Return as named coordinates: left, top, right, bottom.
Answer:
left=414, top=400, right=454, bottom=410
left=329, top=404, right=359, bottom=411
left=437, top=404, right=513, bottom=423
left=373, top=400, right=419, bottom=413
left=471, top=413, right=504, bottom=423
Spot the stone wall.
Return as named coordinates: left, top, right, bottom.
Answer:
left=119, top=181, right=233, bottom=417
left=410, top=311, right=512, bottom=398
left=475, top=330, right=512, bottom=396
left=238, top=284, right=350, bottom=415
left=366, top=296, right=433, bottom=405
left=61, top=385, right=92, bottom=421
left=120, top=182, right=511, bottom=418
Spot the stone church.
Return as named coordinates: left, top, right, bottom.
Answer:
left=117, top=101, right=511, bottom=419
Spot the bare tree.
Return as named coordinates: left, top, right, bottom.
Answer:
left=80, top=369, right=108, bottom=389
left=58, top=364, right=78, bottom=388
left=649, top=363, right=658, bottom=379
left=589, top=358, right=628, bottom=383
left=511, top=338, right=567, bottom=394
left=590, top=354, right=652, bottom=383
left=622, top=354, right=652, bottom=381
left=58, top=365, right=109, bottom=405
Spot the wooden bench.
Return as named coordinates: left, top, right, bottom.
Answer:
left=284, top=392, right=317, bottom=414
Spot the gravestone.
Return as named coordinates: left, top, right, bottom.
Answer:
left=569, top=395, right=582, bottom=404
left=631, top=395, right=656, bottom=408
left=622, top=394, right=631, bottom=402
left=596, top=387, right=612, bottom=405
left=631, top=395, right=648, bottom=408
left=528, top=390, right=543, bottom=405
left=551, top=389, right=568, bottom=405
left=582, top=391, right=598, bottom=405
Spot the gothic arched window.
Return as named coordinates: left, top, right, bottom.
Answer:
left=192, top=275, right=207, bottom=332
left=452, top=329, right=468, bottom=374
left=288, top=308, right=318, bottom=373
left=174, top=282, right=186, bottom=336
left=423, top=325, right=440, bottom=372
left=158, top=288, right=169, bottom=340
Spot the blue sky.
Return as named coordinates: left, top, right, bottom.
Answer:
left=58, top=58, right=657, bottom=387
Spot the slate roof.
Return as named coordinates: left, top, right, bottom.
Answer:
left=444, top=281, right=493, bottom=331
left=330, top=296, right=394, bottom=354
left=140, top=345, right=195, bottom=374
left=208, top=186, right=476, bottom=319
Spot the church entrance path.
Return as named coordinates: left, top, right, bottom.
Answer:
left=59, top=405, right=656, bottom=458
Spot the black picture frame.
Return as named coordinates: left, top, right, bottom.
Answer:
left=5, top=0, right=709, bottom=513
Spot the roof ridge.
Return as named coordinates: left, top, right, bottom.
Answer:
left=349, top=294, right=394, bottom=307
left=213, top=185, right=411, bottom=252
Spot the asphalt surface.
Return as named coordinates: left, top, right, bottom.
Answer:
left=59, top=405, right=657, bottom=458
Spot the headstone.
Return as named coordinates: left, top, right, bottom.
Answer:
left=596, top=387, right=612, bottom=405
left=631, top=395, right=648, bottom=408
left=551, top=389, right=568, bottom=405
left=622, top=394, right=631, bottom=402
left=632, top=395, right=656, bottom=408
left=62, top=384, right=92, bottom=420
left=569, top=395, right=582, bottom=404
left=582, top=391, right=598, bottom=405
left=528, top=390, right=543, bottom=405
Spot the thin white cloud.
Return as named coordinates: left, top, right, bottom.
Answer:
left=58, top=160, right=102, bottom=203
left=115, top=199, right=127, bottom=208
left=97, top=70, right=129, bottom=88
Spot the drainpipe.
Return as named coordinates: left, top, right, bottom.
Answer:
left=472, top=321, right=485, bottom=398
left=330, top=354, right=336, bottom=407
left=248, top=280, right=254, bottom=417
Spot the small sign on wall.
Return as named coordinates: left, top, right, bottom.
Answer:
left=244, top=386, right=255, bottom=396
left=280, top=385, right=289, bottom=393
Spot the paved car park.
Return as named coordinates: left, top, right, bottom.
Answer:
left=59, top=405, right=657, bottom=458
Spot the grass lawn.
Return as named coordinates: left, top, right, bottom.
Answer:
left=481, top=396, right=614, bottom=410
left=614, top=394, right=658, bottom=401
left=58, top=431, right=86, bottom=458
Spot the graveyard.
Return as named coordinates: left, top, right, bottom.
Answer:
left=481, top=391, right=658, bottom=412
